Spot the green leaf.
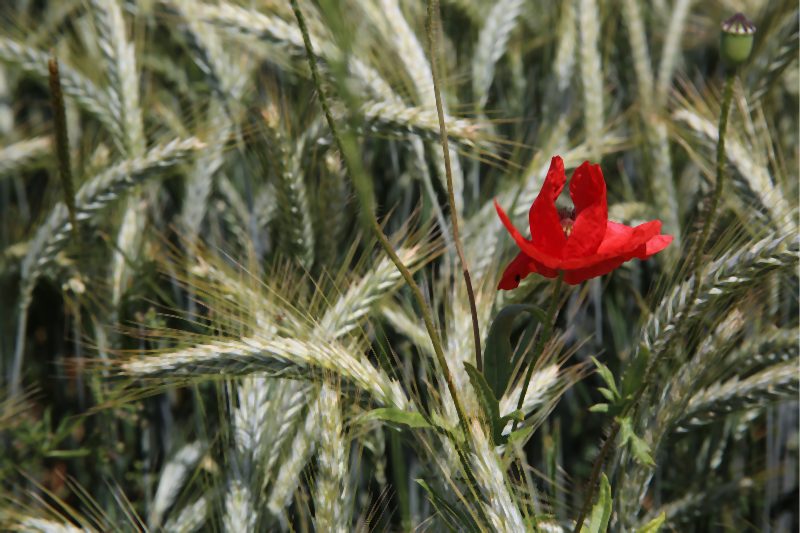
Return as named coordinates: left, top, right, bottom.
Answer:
left=621, top=345, right=649, bottom=399
left=597, top=387, right=617, bottom=402
left=464, top=362, right=506, bottom=444
left=589, top=403, right=610, bottom=413
left=618, top=416, right=655, bottom=466
left=363, top=408, right=432, bottom=429
left=591, top=356, right=619, bottom=397
left=417, top=479, right=481, bottom=533
left=629, top=433, right=655, bottom=466
left=483, top=304, right=547, bottom=399
left=636, top=512, right=666, bottom=533
left=581, top=473, right=612, bottom=533
left=505, top=424, right=536, bottom=447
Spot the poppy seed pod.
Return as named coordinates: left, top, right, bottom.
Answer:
left=720, top=13, right=756, bottom=67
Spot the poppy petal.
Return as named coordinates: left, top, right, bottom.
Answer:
left=560, top=220, right=663, bottom=269
left=529, top=156, right=567, bottom=256
left=494, top=199, right=562, bottom=269
left=563, top=161, right=607, bottom=257
left=562, top=256, right=628, bottom=285
left=498, top=252, right=535, bottom=289
left=638, top=234, right=673, bottom=258
left=498, top=252, right=559, bottom=290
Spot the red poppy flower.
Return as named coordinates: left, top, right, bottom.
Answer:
left=495, top=156, right=672, bottom=289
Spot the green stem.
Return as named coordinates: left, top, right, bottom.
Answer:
left=425, top=0, right=483, bottom=373
left=289, top=0, right=471, bottom=438
left=573, top=72, right=737, bottom=531
left=511, top=273, right=563, bottom=433
left=687, top=72, right=735, bottom=310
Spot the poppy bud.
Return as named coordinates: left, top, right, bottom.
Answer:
left=720, top=13, right=756, bottom=67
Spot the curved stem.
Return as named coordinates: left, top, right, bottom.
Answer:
left=289, top=0, right=471, bottom=438
left=511, top=273, right=564, bottom=433
left=425, top=0, right=483, bottom=372
left=686, top=72, right=735, bottom=310
left=573, top=73, right=737, bottom=531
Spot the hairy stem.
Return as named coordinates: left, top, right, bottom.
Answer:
left=425, top=0, right=483, bottom=372
left=512, top=273, right=563, bottom=433
left=687, top=72, right=735, bottom=310
left=572, top=421, right=621, bottom=533
left=574, top=72, right=737, bottom=531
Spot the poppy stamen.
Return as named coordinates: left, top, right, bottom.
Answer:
left=558, top=206, right=576, bottom=237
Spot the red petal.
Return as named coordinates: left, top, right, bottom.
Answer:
left=529, top=156, right=567, bottom=257
left=563, top=161, right=607, bottom=257
left=497, top=252, right=534, bottom=290
left=494, top=199, right=562, bottom=269
left=560, top=220, right=663, bottom=269
left=638, top=234, right=673, bottom=258
left=498, top=252, right=558, bottom=290
left=563, top=256, right=628, bottom=284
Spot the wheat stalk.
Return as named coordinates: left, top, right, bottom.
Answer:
left=472, top=0, right=524, bottom=109
left=163, top=494, right=209, bottom=533
left=642, top=232, right=799, bottom=363
left=89, top=0, right=145, bottom=155
left=679, top=360, right=799, bottom=430
left=121, top=336, right=410, bottom=410
left=621, top=0, right=680, bottom=243
left=656, top=0, right=692, bottom=107
left=149, top=442, right=206, bottom=528
left=468, top=420, right=525, bottom=532
left=673, top=107, right=792, bottom=228
left=0, top=137, right=51, bottom=178
left=578, top=0, right=604, bottom=159
left=11, top=138, right=203, bottom=393
left=0, top=37, right=122, bottom=144
left=313, top=385, right=350, bottom=532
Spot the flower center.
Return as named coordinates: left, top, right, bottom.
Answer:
left=558, top=206, right=576, bottom=237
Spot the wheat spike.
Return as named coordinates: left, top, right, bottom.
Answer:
left=313, top=385, right=350, bottom=532
left=472, top=0, right=524, bottom=109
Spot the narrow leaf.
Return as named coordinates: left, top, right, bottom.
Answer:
left=582, top=473, right=612, bottom=533
left=483, top=304, right=547, bottom=398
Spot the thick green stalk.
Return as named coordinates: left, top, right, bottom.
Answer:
left=686, top=72, right=735, bottom=310
left=573, top=73, right=737, bottom=532
left=425, top=0, right=483, bottom=372
left=511, top=273, right=563, bottom=433
left=289, top=0, right=471, bottom=439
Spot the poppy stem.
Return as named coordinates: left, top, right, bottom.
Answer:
left=425, top=0, right=483, bottom=373
left=511, top=272, right=564, bottom=434
left=574, top=74, right=737, bottom=531
left=289, top=0, right=473, bottom=445
left=687, top=71, right=735, bottom=310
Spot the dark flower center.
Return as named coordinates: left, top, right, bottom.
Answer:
left=558, top=206, right=576, bottom=237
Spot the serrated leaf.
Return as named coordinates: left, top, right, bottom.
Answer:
left=636, top=512, right=666, bottom=533
left=582, top=473, right=612, bottom=533
left=618, top=416, right=655, bottom=466
left=363, top=408, right=432, bottom=429
left=483, top=304, right=547, bottom=399
left=629, top=433, right=655, bottom=466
